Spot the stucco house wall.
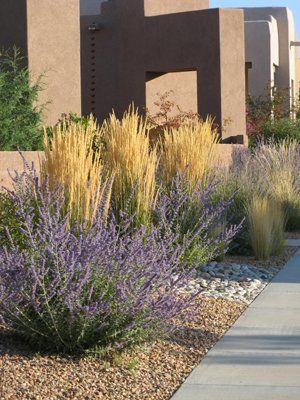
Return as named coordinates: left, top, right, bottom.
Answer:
left=0, top=144, right=242, bottom=189
left=295, top=47, right=300, bottom=99
left=243, top=7, right=297, bottom=109
left=80, top=0, right=210, bottom=16
left=80, top=0, right=104, bottom=15
left=81, top=0, right=246, bottom=143
left=245, top=17, right=279, bottom=99
left=0, top=0, right=246, bottom=142
left=0, top=0, right=82, bottom=126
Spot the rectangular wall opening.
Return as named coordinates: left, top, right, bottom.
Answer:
left=146, top=70, right=198, bottom=119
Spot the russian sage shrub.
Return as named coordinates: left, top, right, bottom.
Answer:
left=0, top=166, right=198, bottom=355
left=154, top=175, right=242, bottom=266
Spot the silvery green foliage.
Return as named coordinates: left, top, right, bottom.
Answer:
left=0, top=165, right=198, bottom=354
left=155, top=175, right=243, bottom=265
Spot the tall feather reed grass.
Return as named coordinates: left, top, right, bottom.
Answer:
left=247, top=196, right=285, bottom=260
left=42, top=116, right=112, bottom=225
left=101, top=107, right=159, bottom=225
left=160, top=118, right=219, bottom=187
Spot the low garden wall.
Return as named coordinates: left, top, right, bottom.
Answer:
left=0, top=151, right=44, bottom=189
left=0, top=145, right=244, bottom=189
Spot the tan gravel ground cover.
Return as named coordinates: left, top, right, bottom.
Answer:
left=0, top=298, right=245, bottom=400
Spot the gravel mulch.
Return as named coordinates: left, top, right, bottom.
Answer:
left=224, top=245, right=298, bottom=269
left=0, top=297, right=245, bottom=400
left=180, top=246, right=299, bottom=304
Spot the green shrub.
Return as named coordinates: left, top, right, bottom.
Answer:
left=259, top=118, right=300, bottom=145
left=0, top=47, right=44, bottom=150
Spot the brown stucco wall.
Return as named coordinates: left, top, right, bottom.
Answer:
left=0, top=0, right=81, bottom=126
left=81, top=0, right=246, bottom=143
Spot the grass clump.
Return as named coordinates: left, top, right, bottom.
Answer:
left=247, top=196, right=285, bottom=260
left=253, top=140, right=300, bottom=230
left=160, top=118, right=219, bottom=187
left=101, top=107, right=159, bottom=225
left=42, top=115, right=112, bottom=225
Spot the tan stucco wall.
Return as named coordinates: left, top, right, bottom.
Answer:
left=146, top=71, right=198, bottom=116
left=26, top=0, right=81, bottom=125
left=144, top=0, right=210, bottom=16
left=0, top=0, right=82, bottom=126
left=219, top=9, right=246, bottom=143
left=0, top=152, right=44, bottom=190
left=295, top=49, right=300, bottom=99
left=81, top=0, right=104, bottom=15
left=0, top=2, right=28, bottom=57
left=215, top=144, right=246, bottom=168
left=80, top=0, right=210, bottom=16
left=0, top=146, right=241, bottom=189
left=243, top=7, right=296, bottom=109
left=245, top=17, right=279, bottom=99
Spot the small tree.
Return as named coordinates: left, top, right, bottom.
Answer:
left=0, top=47, right=44, bottom=150
left=146, top=91, right=199, bottom=131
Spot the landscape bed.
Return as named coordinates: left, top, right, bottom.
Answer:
left=0, top=298, right=246, bottom=400
left=0, top=100, right=299, bottom=399
left=0, top=245, right=298, bottom=400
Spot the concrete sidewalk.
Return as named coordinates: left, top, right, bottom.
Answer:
left=172, top=247, right=300, bottom=400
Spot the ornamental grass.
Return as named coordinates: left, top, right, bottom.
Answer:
left=42, top=116, right=112, bottom=225
left=160, top=118, right=219, bottom=187
left=247, top=196, right=285, bottom=260
left=253, top=140, right=300, bottom=230
left=101, top=107, right=159, bottom=225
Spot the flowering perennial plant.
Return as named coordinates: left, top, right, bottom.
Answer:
left=0, top=166, right=198, bottom=355
left=155, top=175, right=243, bottom=266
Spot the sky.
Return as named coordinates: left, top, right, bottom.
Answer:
left=211, top=0, right=300, bottom=40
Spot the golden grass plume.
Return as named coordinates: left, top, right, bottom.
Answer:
left=160, top=118, right=219, bottom=187
left=101, top=107, right=159, bottom=225
left=42, top=116, right=112, bottom=225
